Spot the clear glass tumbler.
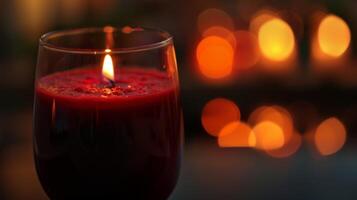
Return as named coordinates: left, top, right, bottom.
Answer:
left=33, top=26, right=183, bottom=199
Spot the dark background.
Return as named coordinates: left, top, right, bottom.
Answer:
left=1, top=0, right=357, bottom=199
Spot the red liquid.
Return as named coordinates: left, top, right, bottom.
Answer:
left=33, top=67, right=182, bottom=199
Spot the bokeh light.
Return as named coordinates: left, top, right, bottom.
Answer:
left=218, top=122, right=256, bottom=148
left=318, top=15, right=351, bottom=58
left=60, top=0, right=85, bottom=24
left=1, top=144, right=47, bottom=199
left=265, top=132, right=302, bottom=158
left=258, top=18, right=295, bottom=62
left=249, top=106, right=294, bottom=143
left=253, top=121, right=285, bottom=150
left=314, top=117, right=347, bottom=156
left=250, top=9, right=277, bottom=34
left=196, top=36, right=234, bottom=79
left=235, top=31, right=260, bottom=69
left=248, top=106, right=268, bottom=124
left=203, top=26, right=236, bottom=48
left=201, top=98, right=240, bottom=137
left=14, top=0, right=56, bottom=39
left=197, top=8, right=234, bottom=34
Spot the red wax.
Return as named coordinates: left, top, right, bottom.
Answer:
left=33, top=67, right=182, bottom=199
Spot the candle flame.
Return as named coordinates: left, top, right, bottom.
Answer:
left=102, top=51, right=115, bottom=81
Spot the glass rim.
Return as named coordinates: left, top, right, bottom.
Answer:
left=39, top=26, right=173, bottom=54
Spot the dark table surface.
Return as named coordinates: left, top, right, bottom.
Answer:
left=170, top=135, right=357, bottom=200
left=1, top=130, right=357, bottom=200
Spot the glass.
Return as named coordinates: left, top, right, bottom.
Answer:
left=33, top=27, right=183, bottom=199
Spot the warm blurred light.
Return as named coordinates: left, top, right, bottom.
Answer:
left=89, top=0, right=117, bottom=17
left=51, top=100, right=56, bottom=127
left=249, top=106, right=294, bottom=143
left=315, top=117, right=347, bottom=156
left=266, top=132, right=302, bottom=158
left=248, top=106, right=268, bottom=124
left=218, top=122, right=256, bottom=147
left=165, top=45, right=178, bottom=77
left=196, top=36, right=234, bottom=79
left=102, top=53, right=115, bottom=81
left=250, top=9, right=277, bottom=34
left=201, top=98, right=240, bottom=137
left=104, top=26, right=115, bottom=33
left=1, top=144, right=47, bottom=199
left=253, top=121, right=285, bottom=150
left=14, top=0, right=55, bottom=39
left=258, top=18, right=295, bottom=62
left=104, top=26, right=115, bottom=49
left=235, top=31, right=260, bottom=69
left=197, top=8, right=234, bottom=34
left=203, top=26, right=236, bottom=48
left=272, top=106, right=294, bottom=142
left=60, top=0, right=85, bottom=24
left=318, top=15, right=351, bottom=58
left=122, top=26, right=134, bottom=34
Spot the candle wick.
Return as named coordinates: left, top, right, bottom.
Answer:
left=108, top=79, right=116, bottom=88
left=103, top=77, right=116, bottom=88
